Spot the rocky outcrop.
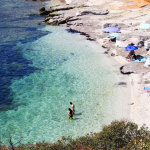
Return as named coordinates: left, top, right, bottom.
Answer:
left=76, top=9, right=109, bottom=16
left=39, top=1, right=150, bottom=75
left=41, top=4, right=88, bottom=24
left=39, top=4, right=77, bottom=15
left=48, top=4, right=76, bottom=13
left=47, top=16, right=78, bottom=25
left=41, top=4, right=110, bottom=25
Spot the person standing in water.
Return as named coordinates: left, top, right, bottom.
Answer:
left=68, top=108, right=73, bottom=119
left=70, top=102, right=75, bottom=114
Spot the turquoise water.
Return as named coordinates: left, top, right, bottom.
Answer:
left=0, top=0, right=129, bottom=146
left=0, top=25, right=125, bottom=145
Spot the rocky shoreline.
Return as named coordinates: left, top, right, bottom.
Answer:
left=40, top=0, right=150, bottom=127
left=40, top=1, right=150, bottom=73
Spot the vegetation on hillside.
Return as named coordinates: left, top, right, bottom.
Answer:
left=1, top=120, right=150, bottom=150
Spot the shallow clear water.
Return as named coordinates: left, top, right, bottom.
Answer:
left=0, top=0, right=128, bottom=145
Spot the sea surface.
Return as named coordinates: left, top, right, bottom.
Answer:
left=0, top=0, right=129, bottom=145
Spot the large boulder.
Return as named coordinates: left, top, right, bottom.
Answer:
left=39, top=7, right=45, bottom=11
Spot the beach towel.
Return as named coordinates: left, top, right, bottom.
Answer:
left=103, top=37, right=113, bottom=44
left=133, top=57, right=147, bottom=62
left=144, top=87, right=150, bottom=92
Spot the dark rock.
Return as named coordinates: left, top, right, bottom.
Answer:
left=120, top=66, right=134, bottom=75
left=48, top=13, right=63, bottom=17
left=39, top=7, right=45, bottom=11
left=118, top=82, right=127, bottom=85
left=27, top=14, right=37, bottom=16
left=40, top=10, right=50, bottom=15
left=137, top=41, right=144, bottom=48
left=111, top=53, right=115, bottom=56
left=144, top=81, right=150, bottom=84
left=102, top=45, right=107, bottom=48
left=44, top=17, right=51, bottom=22
left=104, top=51, right=108, bottom=54
left=87, top=37, right=95, bottom=41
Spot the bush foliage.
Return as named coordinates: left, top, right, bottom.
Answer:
left=1, top=120, right=150, bottom=150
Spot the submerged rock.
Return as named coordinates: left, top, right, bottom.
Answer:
left=118, top=82, right=127, bottom=85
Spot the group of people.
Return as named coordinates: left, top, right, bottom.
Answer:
left=68, top=102, right=75, bottom=119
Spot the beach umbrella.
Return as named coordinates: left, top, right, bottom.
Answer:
left=109, top=33, right=120, bottom=37
left=103, top=26, right=120, bottom=33
left=140, top=24, right=150, bottom=29
left=125, top=45, right=138, bottom=51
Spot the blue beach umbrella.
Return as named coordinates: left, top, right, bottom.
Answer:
left=140, top=24, right=150, bottom=29
left=109, top=33, right=120, bottom=37
left=103, top=26, right=120, bottom=33
left=125, top=45, right=138, bottom=51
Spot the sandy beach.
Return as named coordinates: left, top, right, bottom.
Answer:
left=42, top=0, right=150, bottom=128
left=85, top=0, right=150, bottom=128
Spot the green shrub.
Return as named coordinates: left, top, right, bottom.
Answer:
left=1, top=120, right=150, bottom=150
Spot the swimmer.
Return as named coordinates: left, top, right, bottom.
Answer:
left=68, top=108, right=73, bottom=119
left=70, top=102, right=75, bottom=114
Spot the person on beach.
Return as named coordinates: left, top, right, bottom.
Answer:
left=70, top=102, right=75, bottom=114
left=68, top=108, right=73, bottom=119
left=126, top=50, right=137, bottom=61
